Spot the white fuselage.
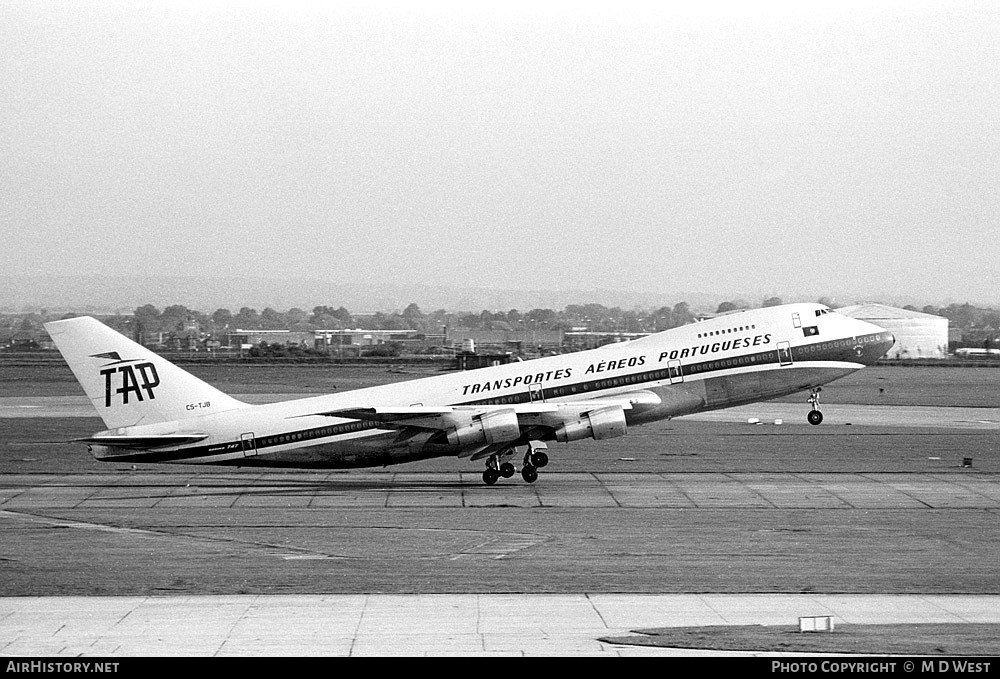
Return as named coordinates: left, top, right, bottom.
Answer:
left=88, top=303, right=894, bottom=468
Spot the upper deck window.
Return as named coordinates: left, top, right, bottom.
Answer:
left=697, top=323, right=756, bottom=339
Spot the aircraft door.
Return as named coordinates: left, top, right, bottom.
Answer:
left=667, top=360, right=684, bottom=384
left=529, top=383, right=544, bottom=403
left=777, top=341, right=793, bottom=366
left=241, top=432, right=257, bottom=457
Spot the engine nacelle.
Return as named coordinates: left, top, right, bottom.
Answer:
left=553, top=405, right=628, bottom=443
left=446, top=408, right=521, bottom=447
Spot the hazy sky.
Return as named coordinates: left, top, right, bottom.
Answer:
left=2, top=0, right=998, bottom=306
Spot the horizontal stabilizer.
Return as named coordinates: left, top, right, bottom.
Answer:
left=75, top=433, right=209, bottom=449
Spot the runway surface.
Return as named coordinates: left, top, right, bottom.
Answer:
left=2, top=387, right=999, bottom=656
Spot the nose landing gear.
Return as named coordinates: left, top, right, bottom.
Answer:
left=807, top=387, right=823, bottom=425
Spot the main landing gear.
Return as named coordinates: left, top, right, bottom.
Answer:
left=807, top=387, right=823, bottom=425
left=482, top=444, right=548, bottom=485
left=482, top=455, right=515, bottom=486
left=520, top=444, right=548, bottom=483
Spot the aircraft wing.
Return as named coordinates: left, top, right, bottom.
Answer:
left=307, top=389, right=660, bottom=425
left=294, top=391, right=663, bottom=453
left=318, top=403, right=557, bottom=423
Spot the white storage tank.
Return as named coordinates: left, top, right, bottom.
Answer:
left=838, top=303, right=949, bottom=359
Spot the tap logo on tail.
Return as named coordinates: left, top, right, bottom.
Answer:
left=91, top=353, right=160, bottom=407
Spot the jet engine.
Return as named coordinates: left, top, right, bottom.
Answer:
left=445, top=408, right=521, bottom=447
left=552, top=405, right=628, bottom=442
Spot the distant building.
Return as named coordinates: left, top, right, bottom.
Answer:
left=226, top=329, right=314, bottom=349
left=455, top=353, right=514, bottom=370
left=445, top=329, right=564, bottom=354
left=838, top=304, right=948, bottom=359
left=313, top=329, right=422, bottom=349
left=563, top=331, right=648, bottom=351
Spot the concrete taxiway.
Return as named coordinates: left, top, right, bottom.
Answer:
left=2, top=470, right=999, bottom=511
left=4, top=593, right=1000, bottom=656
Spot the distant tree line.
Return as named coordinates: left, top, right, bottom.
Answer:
left=3, top=298, right=999, bottom=349
left=906, top=303, right=1000, bottom=332
left=116, top=301, right=706, bottom=339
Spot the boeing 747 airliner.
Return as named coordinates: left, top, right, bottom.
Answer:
left=45, top=303, right=893, bottom=484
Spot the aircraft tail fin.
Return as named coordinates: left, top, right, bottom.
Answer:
left=44, top=316, right=247, bottom=429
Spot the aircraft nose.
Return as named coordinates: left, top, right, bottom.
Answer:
left=881, top=332, right=896, bottom=357
left=854, top=322, right=895, bottom=365
left=868, top=330, right=895, bottom=364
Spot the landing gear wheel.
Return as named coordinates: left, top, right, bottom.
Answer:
left=499, top=462, right=515, bottom=478
left=521, top=465, right=538, bottom=483
left=806, top=387, right=823, bottom=425
left=483, top=468, right=499, bottom=485
left=530, top=451, right=549, bottom=468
